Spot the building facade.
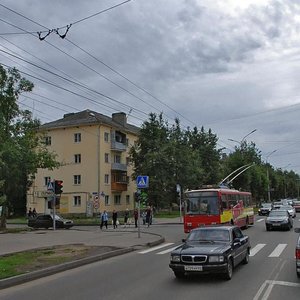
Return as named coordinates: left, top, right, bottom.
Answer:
left=26, top=110, right=139, bottom=216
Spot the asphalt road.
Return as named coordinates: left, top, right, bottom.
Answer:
left=1, top=217, right=300, bottom=300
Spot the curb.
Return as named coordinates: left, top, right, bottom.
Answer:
left=0, top=234, right=165, bottom=290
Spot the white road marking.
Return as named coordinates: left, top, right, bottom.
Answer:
left=157, top=244, right=183, bottom=255
left=138, top=243, right=174, bottom=254
left=268, top=244, right=287, bottom=257
left=250, top=244, right=266, bottom=256
left=256, top=219, right=265, bottom=223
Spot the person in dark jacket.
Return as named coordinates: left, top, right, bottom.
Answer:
left=112, top=210, right=118, bottom=229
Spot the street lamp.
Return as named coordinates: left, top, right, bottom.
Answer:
left=228, top=129, right=257, bottom=145
left=266, top=150, right=277, bottom=202
left=89, top=113, right=101, bottom=213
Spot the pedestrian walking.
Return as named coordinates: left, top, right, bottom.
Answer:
left=124, top=208, right=129, bottom=227
left=134, top=208, right=138, bottom=228
left=100, top=210, right=109, bottom=230
left=32, top=208, right=37, bottom=218
left=146, top=206, right=152, bottom=227
left=112, top=210, right=118, bottom=229
left=28, top=207, right=33, bottom=218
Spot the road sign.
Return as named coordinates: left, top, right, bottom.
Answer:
left=47, top=181, right=54, bottom=191
left=137, top=176, right=149, bottom=188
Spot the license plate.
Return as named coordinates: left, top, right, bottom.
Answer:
left=184, top=265, right=203, bottom=271
left=272, top=223, right=280, bottom=226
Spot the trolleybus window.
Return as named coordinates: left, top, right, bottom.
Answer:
left=186, top=191, right=219, bottom=215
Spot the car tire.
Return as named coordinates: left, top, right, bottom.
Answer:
left=297, top=271, right=300, bottom=278
left=224, top=258, right=233, bottom=280
left=242, top=251, right=249, bottom=264
left=174, top=271, right=185, bottom=279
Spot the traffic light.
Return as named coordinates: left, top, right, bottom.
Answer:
left=54, top=180, right=63, bottom=195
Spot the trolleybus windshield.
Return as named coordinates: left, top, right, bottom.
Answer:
left=186, top=191, right=219, bottom=215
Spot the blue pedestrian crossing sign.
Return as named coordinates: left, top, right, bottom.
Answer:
left=47, top=181, right=54, bottom=191
left=136, top=176, right=149, bottom=188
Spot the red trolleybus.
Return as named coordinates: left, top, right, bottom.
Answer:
left=184, top=186, right=254, bottom=233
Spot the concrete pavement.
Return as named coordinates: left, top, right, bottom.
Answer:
left=0, top=217, right=182, bottom=289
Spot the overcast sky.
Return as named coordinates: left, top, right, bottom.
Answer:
left=1, top=0, right=300, bottom=175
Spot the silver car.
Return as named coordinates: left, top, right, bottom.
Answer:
left=280, top=205, right=296, bottom=218
left=265, top=210, right=293, bottom=231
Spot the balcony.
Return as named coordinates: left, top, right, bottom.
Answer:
left=111, top=163, right=127, bottom=171
left=111, top=181, right=127, bottom=192
left=111, top=141, right=126, bottom=152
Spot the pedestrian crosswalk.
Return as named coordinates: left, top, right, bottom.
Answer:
left=138, top=242, right=289, bottom=258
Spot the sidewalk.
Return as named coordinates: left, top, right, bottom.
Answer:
left=0, top=218, right=181, bottom=289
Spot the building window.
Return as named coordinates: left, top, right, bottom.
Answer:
left=126, top=195, right=130, bottom=205
left=105, top=153, right=109, bottom=163
left=74, top=154, right=81, bottom=164
left=44, top=177, right=51, bottom=186
left=105, top=195, right=110, bottom=206
left=74, top=133, right=81, bottom=143
left=104, top=174, right=109, bottom=184
left=114, top=155, right=121, bottom=163
left=114, top=195, right=121, bottom=205
left=45, top=136, right=51, bottom=145
left=74, top=175, right=81, bottom=185
left=74, top=196, right=81, bottom=206
left=104, top=132, right=109, bottom=142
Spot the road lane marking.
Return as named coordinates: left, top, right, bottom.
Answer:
left=138, top=243, right=174, bottom=254
left=250, top=244, right=266, bottom=256
left=157, top=244, right=183, bottom=255
left=268, top=244, right=287, bottom=257
left=256, top=219, right=264, bottom=223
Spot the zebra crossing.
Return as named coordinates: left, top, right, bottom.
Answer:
left=138, top=242, right=289, bottom=258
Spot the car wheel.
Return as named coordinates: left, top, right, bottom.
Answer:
left=174, top=271, right=185, bottom=279
left=224, top=259, right=233, bottom=280
left=242, top=251, right=249, bottom=264
left=297, top=271, right=300, bottom=278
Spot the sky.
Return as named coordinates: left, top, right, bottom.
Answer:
left=1, top=0, right=300, bottom=175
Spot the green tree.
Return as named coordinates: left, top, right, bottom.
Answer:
left=0, top=66, right=59, bottom=229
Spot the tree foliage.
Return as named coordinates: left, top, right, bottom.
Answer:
left=0, top=66, right=59, bottom=228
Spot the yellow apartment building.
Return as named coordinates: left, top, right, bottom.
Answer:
left=26, top=110, right=140, bottom=216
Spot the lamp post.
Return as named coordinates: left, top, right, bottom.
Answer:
left=228, top=129, right=257, bottom=145
left=266, top=150, right=277, bottom=202
left=89, top=113, right=101, bottom=213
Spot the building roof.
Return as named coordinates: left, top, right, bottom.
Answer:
left=39, top=110, right=140, bottom=134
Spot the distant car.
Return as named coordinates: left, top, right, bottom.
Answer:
left=272, top=201, right=283, bottom=210
left=169, top=226, right=250, bottom=280
left=28, top=214, right=74, bottom=229
left=280, top=205, right=296, bottom=218
left=295, top=228, right=300, bottom=278
left=293, top=201, right=300, bottom=213
left=258, top=203, right=272, bottom=216
left=265, top=209, right=293, bottom=231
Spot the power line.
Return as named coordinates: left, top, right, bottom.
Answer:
left=0, top=1, right=132, bottom=40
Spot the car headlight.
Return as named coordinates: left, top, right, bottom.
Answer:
left=170, top=255, right=181, bottom=262
left=209, top=256, right=224, bottom=263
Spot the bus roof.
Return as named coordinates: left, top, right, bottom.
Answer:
left=185, top=188, right=251, bottom=195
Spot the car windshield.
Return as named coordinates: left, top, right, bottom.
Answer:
left=261, top=203, right=272, bottom=207
left=269, top=210, right=287, bottom=217
left=54, top=214, right=64, bottom=220
left=186, top=191, right=220, bottom=215
left=188, top=229, right=230, bottom=242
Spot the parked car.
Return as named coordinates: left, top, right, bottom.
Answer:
left=265, top=209, right=293, bottom=231
left=292, top=201, right=300, bottom=213
left=295, top=228, right=300, bottom=278
left=169, top=225, right=250, bottom=280
left=28, top=214, right=74, bottom=229
left=258, top=203, right=272, bottom=216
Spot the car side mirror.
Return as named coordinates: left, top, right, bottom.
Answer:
left=233, top=238, right=241, bottom=246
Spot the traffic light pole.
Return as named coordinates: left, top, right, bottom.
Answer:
left=53, top=194, right=56, bottom=230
